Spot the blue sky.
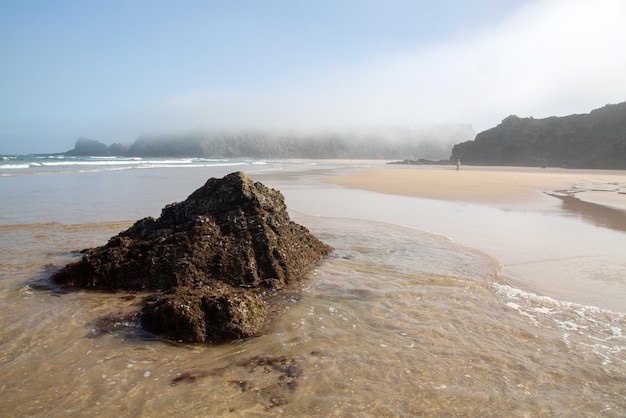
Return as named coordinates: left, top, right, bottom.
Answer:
left=1, top=0, right=625, bottom=154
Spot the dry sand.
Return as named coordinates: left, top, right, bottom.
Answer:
left=325, top=165, right=626, bottom=211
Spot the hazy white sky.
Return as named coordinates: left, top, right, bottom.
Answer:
left=1, top=0, right=625, bottom=154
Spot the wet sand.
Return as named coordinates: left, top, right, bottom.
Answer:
left=317, top=164, right=626, bottom=312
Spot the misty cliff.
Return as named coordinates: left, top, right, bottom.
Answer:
left=450, top=102, right=626, bottom=169
left=121, top=125, right=475, bottom=160
left=65, top=126, right=474, bottom=160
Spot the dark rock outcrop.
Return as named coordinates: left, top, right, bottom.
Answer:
left=450, top=102, right=626, bottom=168
left=66, top=137, right=112, bottom=156
left=53, top=172, right=333, bottom=343
left=65, top=138, right=130, bottom=157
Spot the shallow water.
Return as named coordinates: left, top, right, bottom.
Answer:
left=2, top=218, right=625, bottom=416
left=275, top=178, right=626, bottom=312
left=1, top=160, right=625, bottom=416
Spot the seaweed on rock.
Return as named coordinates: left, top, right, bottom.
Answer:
left=53, top=172, right=333, bottom=343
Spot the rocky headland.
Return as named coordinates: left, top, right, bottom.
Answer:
left=450, top=102, right=626, bottom=169
left=52, top=172, right=333, bottom=343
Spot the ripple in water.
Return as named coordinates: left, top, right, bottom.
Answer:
left=0, top=217, right=624, bottom=416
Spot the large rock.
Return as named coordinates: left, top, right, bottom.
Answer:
left=53, top=172, right=333, bottom=343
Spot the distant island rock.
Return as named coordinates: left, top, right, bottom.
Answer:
left=52, top=172, right=333, bottom=343
left=65, top=137, right=128, bottom=156
left=65, top=137, right=111, bottom=156
left=450, top=102, right=626, bottom=169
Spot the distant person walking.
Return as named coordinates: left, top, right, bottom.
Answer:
left=456, top=159, right=461, bottom=171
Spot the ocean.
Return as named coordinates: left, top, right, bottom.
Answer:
left=1, top=155, right=625, bottom=416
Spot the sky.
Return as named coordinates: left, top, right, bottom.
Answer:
left=1, top=0, right=626, bottom=154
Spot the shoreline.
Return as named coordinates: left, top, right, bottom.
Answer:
left=322, top=164, right=626, bottom=235
left=311, top=164, right=626, bottom=312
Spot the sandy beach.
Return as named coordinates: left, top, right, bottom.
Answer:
left=316, top=164, right=626, bottom=312
left=326, top=164, right=626, bottom=211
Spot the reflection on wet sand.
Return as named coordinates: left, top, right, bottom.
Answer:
left=549, top=194, right=626, bottom=233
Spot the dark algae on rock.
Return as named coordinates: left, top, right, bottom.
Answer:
left=170, top=353, right=311, bottom=410
left=52, top=172, right=333, bottom=343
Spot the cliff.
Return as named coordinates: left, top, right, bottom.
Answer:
left=126, top=125, right=474, bottom=160
left=450, top=102, right=626, bottom=168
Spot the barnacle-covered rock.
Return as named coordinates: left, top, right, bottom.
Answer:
left=53, top=172, right=333, bottom=342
